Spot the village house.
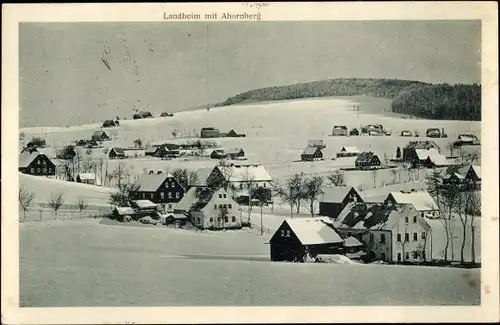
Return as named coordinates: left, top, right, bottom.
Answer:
left=102, top=120, right=118, bottom=128
left=465, top=165, right=481, bottom=183
left=402, top=141, right=440, bottom=163
left=343, top=236, right=366, bottom=261
left=226, top=148, right=245, bottom=159
left=331, top=125, right=348, bottom=136
left=206, top=164, right=273, bottom=204
left=211, top=149, right=228, bottom=159
left=92, top=130, right=110, bottom=142
left=269, top=218, right=344, bottom=262
left=175, top=187, right=242, bottom=229
left=162, top=213, right=188, bottom=227
left=109, top=147, right=126, bottom=159
left=349, top=128, right=360, bottom=136
left=384, top=190, right=439, bottom=219
left=112, top=206, right=137, bottom=222
left=145, top=145, right=166, bottom=157
left=422, top=151, right=453, bottom=168
left=301, top=146, right=323, bottom=161
left=129, top=200, right=160, bottom=219
left=336, top=146, right=361, bottom=158
left=132, top=173, right=185, bottom=212
left=18, top=151, right=56, bottom=176
left=308, top=139, right=326, bottom=149
left=200, top=127, right=220, bottom=138
left=400, top=130, right=412, bottom=137
left=442, top=172, right=466, bottom=187
left=426, top=128, right=442, bottom=138
left=225, top=129, right=246, bottom=137
left=443, top=165, right=481, bottom=190
left=355, top=151, right=381, bottom=170
left=76, top=173, right=101, bottom=186
left=318, top=186, right=364, bottom=218
left=334, top=202, right=432, bottom=263
left=454, top=134, right=480, bottom=146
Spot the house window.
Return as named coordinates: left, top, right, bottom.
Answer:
left=219, top=194, right=223, bottom=198
left=168, top=192, right=172, bottom=198
left=381, top=253, right=386, bottom=261
left=405, top=233, right=409, bottom=242
left=175, top=192, right=180, bottom=198
left=48, top=168, right=52, bottom=173
left=421, top=212, right=424, bottom=218
left=348, top=232, right=352, bottom=237
left=197, top=217, right=201, bottom=224
left=171, top=182, right=175, bottom=188
left=223, top=194, right=227, bottom=198
left=214, top=204, right=217, bottom=209
left=413, top=251, right=418, bottom=259
left=37, top=168, right=41, bottom=173
left=281, top=230, right=285, bottom=237
left=421, top=232, right=426, bottom=240
left=42, top=168, right=47, bottom=173
left=37, top=159, right=41, bottom=164
left=160, top=192, right=165, bottom=199
left=413, top=216, right=417, bottom=223
left=224, top=216, right=228, bottom=223
left=369, top=233, right=374, bottom=243
left=228, top=204, right=232, bottom=209
left=405, top=217, right=409, bottom=223
left=405, top=252, right=409, bottom=260
left=263, top=183, right=266, bottom=188
left=397, top=234, right=401, bottom=242
left=240, top=183, right=243, bottom=190
left=380, top=234, right=386, bottom=243
left=209, top=217, right=213, bottom=222
left=397, top=253, right=402, bottom=261
left=286, top=230, right=291, bottom=237
left=413, top=233, right=418, bottom=241
left=168, top=204, right=173, bottom=209
left=150, top=193, right=154, bottom=199
left=143, top=193, right=146, bottom=199
left=232, top=216, right=236, bottom=222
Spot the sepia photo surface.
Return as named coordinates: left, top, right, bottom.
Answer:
left=2, top=2, right=499, bottom=324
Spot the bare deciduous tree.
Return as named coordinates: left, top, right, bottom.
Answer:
left=75, top=198, right=89, bottom=218
left=303, top=175, right=325, bottom=217
left=327, top=170, right=346, bottom=186
left=48, top=192, right=65, bottom=219
left=112, top=163, right=129, bottom=188
left=109, top=182, right=141, bottom=207
left=19, top=185, right=35, bottom=221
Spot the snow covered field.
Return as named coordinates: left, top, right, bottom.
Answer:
left=20, top=96, right=481, bottom=187
left=20, top=219, right=480, bottom=307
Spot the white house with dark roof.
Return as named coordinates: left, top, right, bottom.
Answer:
left=269, top=218, right=344, bottom=262
left=335, top=202, right=432, bottom=263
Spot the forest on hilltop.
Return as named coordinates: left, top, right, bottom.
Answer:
left=213, top=78, right=481, bottom=121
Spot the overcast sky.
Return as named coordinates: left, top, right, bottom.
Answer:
left=19, top=21, right=481, bottom=127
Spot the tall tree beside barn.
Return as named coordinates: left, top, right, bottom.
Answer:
left=252, top=186, right=269, bottom=236
left=464, top=187, right=480, bottom=264
left=303, top=176, right=325, bottom=217
left=289, top=173, right=306, bottom=214
left=440, top=182, right=460, bottom=262
left=396, top=146, right=401, bottom=159
left=19, top=185, right=35, bottom=222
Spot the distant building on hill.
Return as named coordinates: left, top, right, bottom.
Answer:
left=200, top=127, right=220, bottom=138
left=18, top=151, right=56, bottom=176
left=301, top=146, right=323, bottom=161
left=211, top=149, right=228, bottom=159
left=332, top=125, right=348, bottom=136
left=355, top=151, right=381, bottom=170
left=403, top=141, right=440, bottom=163
left=109, top=147, right=126, bottom=159
left=308, top=139, right=326, bottom=149
left=336, top=146, right=361, bottom=158
left=92, top=130, right=110, bottom=142
left=226, top=148, right=245, bottom=159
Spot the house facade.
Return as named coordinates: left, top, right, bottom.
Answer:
left=76, top=173, right=101, bottom=186
left=145, top=146, right=166, bottom=157
left=176, top=187, right=242, bottom=229
left=355, top=151, right=381, bottom=170
left=301, top=147, right=323, bottom=161
left=349, top=128, right=359, bottom=136
left=384, top=190, right=439, bottom=219
left=19, top=152, right=56, bottom=176
left=132, top=173, right=185, bottom=212
left=226, top=148, right=245, bottom=159
left=336, top=146, right=361, bottom=158
left=318, top=186, right=364, bottom=218
left=92, top=131, right=110, bottom=142
left=109, top=147, right=126, bottom=159
left=211, top=149, right=227, bottom=159
left=334, top=203, right=432, bottom=263
left=200, top=127, right=220, bottom=138
left=332, top=126, right=348, bottom=136
left=270, top=218, right=344, bottom=262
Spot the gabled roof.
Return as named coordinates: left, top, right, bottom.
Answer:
left=356, top=151, right=377, bottom=163
left=115, top=207, right=136, bottom=215
left=92, top=130, right=107, bottom=137
left=344, top=236, right=364, bottom=247
left=470, top=165, right=481, bottom=179
left=145, top=146, right=160, bottom=153
left=226, top=148, right=244, bottom=155
left=415, top=148, right=440, bottom=160
left=193, top=167, right=216, bottom=186
left=335, top=203, right=420, bottom=231
left=387, top=191, right=438, bottom=211
left=426, top=153, right=450, bottom=166
left=320, top=186, right=356, bottom=203
left=404, top=140, right=440, bottom=150
left=302, top=147, right=321, bottom=155
left=333, top=125, right=348, bottom=130
left=212, top=149, right=226, bottom=155
left=77, top=173, right=97, bottom=180
left=283, top=218, right=343, bottom=245
left=135, top=173, right=174, bottom=192
left=228, top=164, right=273, bottom=182
left=111, top=147, right=125, bottom=154
left=442, top=172, right=465, bottom=180
left=19, top=151, right=40, bottom=168
left=340, top=146, right=360, bottom=153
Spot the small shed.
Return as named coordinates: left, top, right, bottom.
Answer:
left=163, top=213, right=188, bottom=227
left=76, top=173, right=101, bottom=186
left=349, top=128, right=359, bottom=136
left=109, top=147, right=126, bottom=159
left=113, top=206, right=136, bottom=222
left=301, top=147, right=323, bottom=161
left=343, top=236, right=365, bottom=254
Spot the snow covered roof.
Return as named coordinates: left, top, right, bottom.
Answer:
left=333, top=125, right=348, bottom=130
left=135, top=173, right=174, bottom=191
left=284, top=218, right=343, bottom=245
left=175, top=187, right=200, bottom=211
left=115, top=207, right=135, bottom=215
left=226, top=148, right=244, bottom=155
left=471, top=165, right=481, bottom=179
left=320, top=186, right=355, bottom=203
left=404, top=140, right=440, bottom=150
left=387, top=191, right=438, bottom=211
left=356, top=151, right=378, bottom=163
left=302, top=147, right=321, bottom=155
left=131, top=200, right=158, bottom=209
left=343, top=236, right=363, bottom=247
left=340, top=146, right=360, bottom=153
left=228, top=164, right=273, bottom=182
left=145, top=146, right=160, bottom=153
left=442, top=172, right=465, bottom=180
left=77, top=173, right=97, bottom=180
left=415, top=148, right=440, bottom=160
left=335, top=203, right=420, bottom=231
left=111, top=147, right=125, bottom=154
left=19, top=151, right=39, bottom=168
left=194, top=167, right=215, bottom=186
